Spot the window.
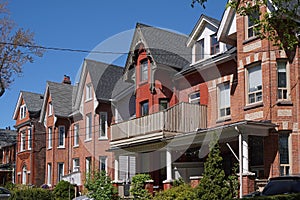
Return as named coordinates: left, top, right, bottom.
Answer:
left=47, top=163, right=52, bottom=185
left=140, top=60, right=148, bottom=82
left=86, top=113, right=92, bottom=140
left=218, top=82, right=230, bottom=118
left=210, top=34, right=220, bottom=55
left=99, top=156, right=107, bottom=172
left=20, top=131, right=25, bottom=151
left=99, top=112, right=108, bottom=139
left=140, top=101, right=149, bottom=116
left=28, top=128, right=32, bottom=150
left=58, top=126, right=65, bottom=147
left=277, top=61, right=288, bottom=100
left=247, top=8, right=259, bottom=38
left=48, top=102, right=53, bottom=116
left=86, top=157, right=91, bottom=176
left=22, top=165, right=27, bottom=185
left=279, top=132, right=290, bottom=176
left=86, top=83, right=92, bottom=101
left=48, top=127, right=52, bottom=149
left=195, top=39, right=204, bottom=61
left=20, top=104, right=27, bottom=119
left=247, top=65, right=262, bottom=104
left=189, top=91, right=200, bottom=104
left=159, top=99, right=169, bottom=111
left=57, top=163, right=64, bottom=182
left=73, top=158, right=80, bottom=172
left=74, top=124, right=79, bottom=147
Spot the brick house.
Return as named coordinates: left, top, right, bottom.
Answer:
left=13, top=91, right=45, bottom=186
left=109, top=6, right=296, bottom=195
left=0, top=128, right=17, bottom=184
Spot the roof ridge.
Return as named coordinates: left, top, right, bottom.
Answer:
left=84, top=58, right=124, bottom=69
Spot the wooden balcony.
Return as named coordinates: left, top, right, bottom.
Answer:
left=111, top=102, right=207, bottom=141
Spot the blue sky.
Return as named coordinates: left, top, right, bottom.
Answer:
left=0, top=0, right=227, bottom=128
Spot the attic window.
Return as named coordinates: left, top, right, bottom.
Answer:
left=48, top=102, right=53, bottom=116
left=210, top=34, right=220, bottom=55
left=20, top=104, right=27, bottom=120
left=247, top=8, right=259, bottom=39
left=195, top=39, right=204, bottom=61
left=140, top=59, right=148, bottom=82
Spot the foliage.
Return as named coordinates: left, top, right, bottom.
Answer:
left=9, top=187, right=54, bottom=200
left=172, top=177, right=185, bottom=187
left=0, top=1, right=44, bottom=97
left=228, top=163, right=239, bottom=198
left=53, top=180, right=75, bottom=200
left=84, top=170, right=118, bottom=200
left=130, top=173, right=152, bottom=200
left=153, top=183, right=197, bottom=200
left=195, top=138, right=233, bottom=200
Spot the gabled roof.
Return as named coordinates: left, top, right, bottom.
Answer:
left=42, top=81, right=75, bottom=118
left=0, top=129, right=17, bottom=148
left=13, top=91, right=44, bottom=120
left=124, top=23, right=192, bottom=74
left=186, top=14, right=220, bottom=47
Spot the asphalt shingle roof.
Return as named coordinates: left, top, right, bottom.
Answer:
left=137, top=23, right=192, bottom=69
left=47, top=81, right=75, bottom=117
left=85, top=59, right=124, bottom=101
left=0, top=129, right=17, bottom=148
left=21, top=91, right=44, bottom=113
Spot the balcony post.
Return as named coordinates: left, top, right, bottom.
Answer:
left=114, top=155, right=119, bottom=182
left=163, top=147, right=173, bottom=190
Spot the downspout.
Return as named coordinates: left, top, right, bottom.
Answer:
left=235, top=126, right=243, bottom=198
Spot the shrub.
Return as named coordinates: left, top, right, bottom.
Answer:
left=9, top=187, right=54, bottom=200
left=153, top=183, right=197, bottom=200
left=130, top=174, right=152, bottom=199
left=84, top=170, right=118, bottom=200
left=53, top=180, right=75, bottom=200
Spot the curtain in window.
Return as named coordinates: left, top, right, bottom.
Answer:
left=219, top=83, right=230, bottom=108
left=248, top=65, right=262, bottom=92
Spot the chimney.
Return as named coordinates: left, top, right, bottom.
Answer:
left=63, top=75, right=71, bottom=84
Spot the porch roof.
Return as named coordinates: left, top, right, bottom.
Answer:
left=109, top=120, right=277, bottom=152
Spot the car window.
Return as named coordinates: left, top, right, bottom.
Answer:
left=262, top=179, right=300, bottom=196
left=0, top=188, right=10, bottom=194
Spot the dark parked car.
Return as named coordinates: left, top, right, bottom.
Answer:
left=243, top=176, right=300, bottom=198
left=0, top=187, right=10, bottom=200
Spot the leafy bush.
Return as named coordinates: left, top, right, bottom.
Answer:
left=84, top=170, right=118, bottom=200
left=9, top=187, right=54, bottom=200
left=130, top=174, right=152, bottom=199
left=153, top=183, right=197, bottom=200
left=53, top=180, right=75, bottom=200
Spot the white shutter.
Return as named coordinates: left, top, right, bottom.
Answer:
left=119, top=156, right=129, bottom=181
left=129, top=156, right=136, bottom=180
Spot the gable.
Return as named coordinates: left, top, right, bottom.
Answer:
left=217, top=5, right=237, bottom=46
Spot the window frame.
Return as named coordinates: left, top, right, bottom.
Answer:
left=28, top=128, right=32, bottom=150
left=85, top=83, right=92, bottom=101
left=74, top=124, right=79, bottom=147
left=73, top=158, right=80, bottom=172
left=20, top=104, right=27, bottom=120
left=277, top=60, right=289, bottom=101
left=99, top=156, right=108, bottom=172
left=210, top=34, right=220, bottom=55
left=218, top=82, right=231, bottom=119
left=246, top=8, right=260, bottom=39
left=140, top=59, right=148, bottom=83
left=58, top=126, right=65, bottom=148
left=195, top=38, right=204, bottom=61
left=85, top=113, right=92, bottom=141
left=99, top=112, right=108, bottom=139
left=189, top=91, right=200, bottom=105
left=20, top=131, right=26, bottom=152
left=57, top=162, right=64, bottom=183
left=246, top=64, right=262, bottom=105
left=159, top=98, right=169, bottom=111
left=48, top=102, right=53, bottom=116
left=85, top=157, right=91, bottom=176
left=279, top=132, right=291, bottom=176
left=48, top=127, right=52, bottom=149
left=140, top=100, right=149, bottom=116
left=47, top=163, right=52, bottom=186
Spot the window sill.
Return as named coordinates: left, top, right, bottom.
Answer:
left=47, top=147, right=52, bottom=150
left=139, top=81, right=148, bottom=86
left=244, top=102, right=263, bottom=111
left=84, top=138, right=92, bottom=143
left=276, top=100, right=293, bottom=106
left=57, top=146, right=65, bottom=149
left=73, top=145, right=79, bottom=148
left=85, top=98, right=93, bottom=103
left=98, top=137, right=108, bottom=141
left=243, top=36, right=260, bottom=45
left=216, top=116, right=231, bottom=123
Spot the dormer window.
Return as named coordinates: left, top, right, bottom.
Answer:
left=86, top=83, right=92, bottom=101
left=140, top=59, right=148, bottom=82
left=20, top=104, right=27, bottom=120
left=195, top=39, right=204, bottom=61
left=210, top=34, right=220, bottom=55
left=48, top=102, right=53, bottom=116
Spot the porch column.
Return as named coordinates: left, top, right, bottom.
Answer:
left=166, top=148, right=172, bottom=181
left=114, top=156, right=119, bottom=182
left=242, top=134, right=249, bottom=173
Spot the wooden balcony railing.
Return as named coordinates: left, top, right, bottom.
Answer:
left=111, top=102, right=207, bottom=141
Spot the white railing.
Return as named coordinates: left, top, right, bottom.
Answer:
left=62, top=171, right=81, bottom=186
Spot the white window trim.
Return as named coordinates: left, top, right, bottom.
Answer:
left=58, top=126, right=65, bottom=148
left=20, top=104, right=26, bottom=120
left=47, top=163, right=52, bottom=186
left=57, top=163, right=64, bottom=182
left=73, top=158, right=80, bottom=172
left=217, top=82, right=231, bottom=119
left=85, top=83, right=93, bottom=102
left=48, top=102, right=53, bottom=116
left=48, top=127, right=53, bottom=149
left=73, top=124, right=79, bottom=147
left=99, top=112, right=108, bottom=140
left=85, top=113, right=92, bottom=141
left=27, top=128, right=32, bottom=150
left=189, top=91, right=200, bottom=104
left=277, top=60, right=290, bottom=101
left=20, top=131, right=26, bottom=152
left=245, top=64, right=262, bottom=105
left=99, top=156, right=108, bottom=172
left=245, top=11, right=259, bottom=39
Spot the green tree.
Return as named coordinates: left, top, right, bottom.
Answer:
left=0, top=1, right=43, bottom=97
left=53, top=180, right=75, bottom=200
left=192, top=0, right=300, bottom=51
left=84, top=170, right=118, bottom=200
left=130, top=174, right=152, bottom=200
left=196, top=139, right=233, bottom=200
